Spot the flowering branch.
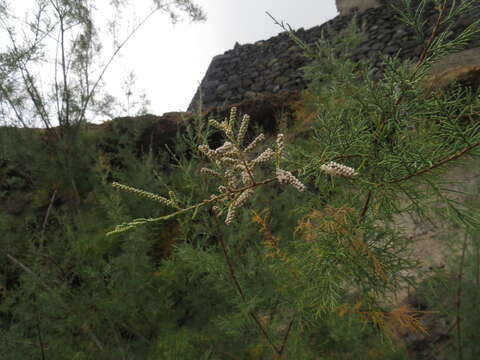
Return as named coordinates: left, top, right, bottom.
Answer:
left=107, top=107, right=307, bottom=235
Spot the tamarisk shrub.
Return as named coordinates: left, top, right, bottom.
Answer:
left=108, top=0, right=480, bottom=357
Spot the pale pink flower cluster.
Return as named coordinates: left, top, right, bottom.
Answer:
left=276, top=168, right=306, bottom=192
left=214, top=141, right=235, bottom=155
left=320, top=161, right=358, bottom=177
left=112, top=182, right=178, bottom=208
left=198, top=144, right=215, bottom=158
left=276, top=133, right=284, bottom=154
left=225, top=189, right=254, bottom=225
left=251, top=148, right=275, bottom=167
left=237, top=114, right=250, bottom=146
left=234, top=164, right=250, bottom=185
left=244, top=133, right=265, bottom=153
left=198, top=107, right=306, bottom=225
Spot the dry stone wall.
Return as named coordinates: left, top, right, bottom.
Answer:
left=187, top=0, right=480, bottom=112
left=336, top=0, right=382, bottom=16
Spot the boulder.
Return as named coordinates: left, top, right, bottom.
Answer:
left=336, top=0, right=383, bottom=16
left=420, top=47, right=480, bottom=96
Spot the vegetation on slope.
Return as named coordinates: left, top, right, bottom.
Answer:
left=1, top=0, right=480, bottom=359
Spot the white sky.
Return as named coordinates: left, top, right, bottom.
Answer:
left=104, top=0, right=339, bottom=117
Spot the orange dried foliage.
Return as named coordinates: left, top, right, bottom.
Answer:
left=387, top=305, right=429, bottom=335
left=338, top=302, right=429, bottom=335
left=291, top=90, right=319, bottom=128
left=251, top=209, right=288, bottom=261
left=295, top=205, right=356, bottom=239
left=296, top=205, right=388, bottom=282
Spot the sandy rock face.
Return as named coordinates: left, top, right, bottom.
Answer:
left=420, top=47, right=480, bottom=96
left=336, top=0, right=382, bottom=16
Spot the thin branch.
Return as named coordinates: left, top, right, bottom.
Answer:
left=387, top=140, right=480, bottom=184
left=332, top=153, right=368, bottom=161
left=218, top=234, right=247, bottom=301
left=375, top=0, right=448, bottom=134
left=41, top=189, right=57, bottom=234
left=107, top=176, right=279, bottom=235
left=35, top=322, right=46, bottom=360
left=3, top=24, right=53, bottom=130
left=359, top=189, right=372, bottom=218
left=87, top=331, right=105, bottom=352
left=7, top=252, right=106, bottom=353
left=78, top=7, right=160, bottom=124
left=278, top=318, right=294, bottom=356
left=6, top=253, right=54, bottom=294
left=455, top=231, right=469, bottom=360
left=0, top=86, right=28, bottom=127
left=214, top=218, right=282, bottom=356
left=54, top=20, right=62, bottom=128
left=106, top=318, right=128, bottom=360
left=59, top=14, right=70, bottom=127
left=412, top=0, right=448, bottom=77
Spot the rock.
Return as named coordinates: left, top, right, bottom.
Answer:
left=273, top=76, right=290, bottom=85
left=216, top=84, right=229, bottom=93
left=241, top=78, right=253, bottom=87
left=203, top=79, right=220, bottom=90
left=211, top=54, right=231, bottom=62
left=336, top=0, right=382, bottom=16
left=137, top=112, right=187, bottom=155
left=420, top=47, right=480, bottom=96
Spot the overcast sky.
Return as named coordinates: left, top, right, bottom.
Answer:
left=104, top=0, right=339, bottom=117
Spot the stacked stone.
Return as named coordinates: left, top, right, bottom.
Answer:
left=187, top=0, right=480, bottom=112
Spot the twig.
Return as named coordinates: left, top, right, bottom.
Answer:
left=375, top=0, right=448, bottom=136
left=106, top=317, right=127, bottom=360
left=277, top=318, right=294, bottom=357
left=41, top=189, right=57, bottom=234
left=359, top=189, right=372, bottom=218
left=78, top=8, right=160, bottom=124
left=6, top=254, right=54, bottom=294
left=360, top=121, right=480, bottom=219
left=357, top=0, right=453, bottom=220
left=388, top=140, right=480, bottom=184
left=88, top=331, right=105, bottom=352
left=214, top=218, right=282, bottom=356
left=7, top=253, right=106, bottom=352
left=107, top=176, right=279, bottom=235
left=36, top=322, right=46, bottom=360
left=455, top=231, right=469, bottom=360
left=412, top=0, right=448, bottom=78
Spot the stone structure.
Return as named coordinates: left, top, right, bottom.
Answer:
left=336, top=0, right=382, bottom=16
left=187, top=0, right=480, bottom=112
